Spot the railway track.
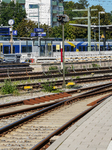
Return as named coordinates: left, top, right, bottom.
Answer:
left=0, top=83, right=112, bottom=149
left=0, top=81, right=112, bottom=114
left=0, top=67, right=112, bottom=82
left=15, top=74, right=112, bottom=90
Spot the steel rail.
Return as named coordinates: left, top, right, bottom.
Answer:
left=1, top=83, right=112, bottom=135
left=0, top=99, right=61, bottom=118
left=30, top=94, right=112, bottom=150
left=0, top=66, right=111, bottom=77
left=16, top=75, right=112, bottom=90
left=0, top=69, right=112, bottom=82
left=0, top=99, right=67, bottom=134
left=0, top=81, right=112, bottom=109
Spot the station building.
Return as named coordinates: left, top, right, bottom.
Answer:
left=0, top=0, right=64, bottom=27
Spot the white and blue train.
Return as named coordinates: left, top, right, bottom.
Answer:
left=0, top=38, right=112, bottom=61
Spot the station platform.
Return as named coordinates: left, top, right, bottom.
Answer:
left=47, top=96, right=112, bottom=150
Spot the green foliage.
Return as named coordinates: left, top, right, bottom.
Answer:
left=21, top=80, right=26, bottom=84
left=38, top=79, right=41, bottom=83
left=92, top=63, right=99, bottom=68
left=27, top=77, right=31, bottom=83
left=64, top=1, right=85, bottom=21
left=0, top=1, right=26, bottom=28
left=65, top=67, right=69, bottom=74
left=1, top=79, right=18, bottom=95
left=1, top=1, right=112, bottom=40
left=83, top=65, right=86, bottom=69
left=50, top=25, right=62, bottom=38
left=51, top=88, right=63, bottom=93
left=76, top=76, right=80, bottom=79
left=41, top=79, right=55, bottom=92
left=72, top=76, right=75, bottom=79
left=16, top=19, right=36, bottom=37
left=78, top=0, right=89, bottom=8
left=49, top=66, right=58, bottom=71
left=55, top=78, right=58, bottom=81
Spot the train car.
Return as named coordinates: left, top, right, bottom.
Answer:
left=52, top=40, right=112, bottom=52
left=1, top=39, right=112, bottom=62
left=0, top=40, right=38, bottom=62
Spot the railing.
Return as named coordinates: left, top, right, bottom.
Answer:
left=52, top=1, right=57, bottom=6
left=53, top=10, right=57, bottom=14
left=53, top=17, right=57, bottom=22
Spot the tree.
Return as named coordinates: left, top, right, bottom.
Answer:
left=64, top=1, right=85, bottom=21
left=16, top=19, right=53, bottom=37
left=0, top=1, right=26, bottom=28
left=15, top=19, right=36, bottom=37
left=78, top=0, right=89, bottom=8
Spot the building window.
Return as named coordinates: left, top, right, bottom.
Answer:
left=58, top=7, right=63, bottom=11
left=21, top=4, right=25, bottom=9
left=29, top=4, right=38, bottom=9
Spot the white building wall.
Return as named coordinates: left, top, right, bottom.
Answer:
left=25, top=0, right=51, bottom=26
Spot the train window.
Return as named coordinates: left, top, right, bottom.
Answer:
left=71, top=46, right=74, bottom=51
left=22, top=46, right=27, bottom=53
left=4, top=46, right=9, bottom=54
left=40, top=46, right=45, bottom=56
left=83, top=46, right=85, bottom=51
left=13, top=46, right=15, bottom=53
left=66, top=46, right=70, bottom=51
left=22, top=46, right=32, bottom=53
left=79, top=46, right=81, bottom=51
left=53, top=45, right=56, bottom=52
left=100, top=46, right=103, bottom=51
left=28, top=46, right=32, bottom=52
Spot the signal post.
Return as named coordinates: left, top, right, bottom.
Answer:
left=57, top=14, right=69, bottom=88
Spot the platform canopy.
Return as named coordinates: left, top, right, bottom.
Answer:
left=69, top=23, right=112, bottom=50
left=69, top=24, right=112, bottom=31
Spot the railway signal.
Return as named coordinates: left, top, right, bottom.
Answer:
left=57, top=14, right=69, bottom=88
left=57, top=14, right=69, bottom=23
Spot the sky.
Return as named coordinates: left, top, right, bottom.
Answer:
left=64, top=0, right=112, bottom=13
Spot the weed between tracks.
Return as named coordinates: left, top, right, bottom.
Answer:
left=40, top=78, right=62, bottom=93
left=0, top=79, right=19, bottom=95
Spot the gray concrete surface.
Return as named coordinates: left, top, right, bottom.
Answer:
left=47, top=96, right=112, bottom=150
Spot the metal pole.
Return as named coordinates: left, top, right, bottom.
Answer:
left=62, top=23, right=65, bottom=88
left=0, top=43, right=2, bottom=55
left=88, top=7, right=91, bottom=51
left=61, top=41, right=63, bottom=69
left=10, top=26, right=13, bottom=54
left=99, top=12, right=100, bottom=55
left=38, top=5, right=40, bottom=57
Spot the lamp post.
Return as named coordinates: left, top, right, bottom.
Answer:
left=99, top=11, right=105, bottom=55
left=37, top=5, right=40, bottom=57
